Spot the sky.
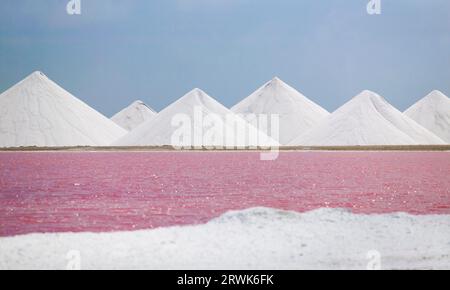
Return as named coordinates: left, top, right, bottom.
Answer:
left=0, top=0, right=449, bottom=117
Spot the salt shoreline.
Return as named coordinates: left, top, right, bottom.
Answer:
left=1, top=207, right=449, bottom=270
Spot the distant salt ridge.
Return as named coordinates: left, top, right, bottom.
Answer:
left=1, top=207, right=449, bottom=270
left=0, top=71, right=127, bottom=147
left=114, top=88, right=278, bottom=147
left=405, top=90, right=450, bottom=143
left=290, top=90, right=445, bottom=146
left=232, top=77, right=329, bottom=145
left=112, top=100, right=157, bottom=131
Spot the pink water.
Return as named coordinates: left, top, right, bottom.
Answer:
left=0, top=151, right=449, bottom=237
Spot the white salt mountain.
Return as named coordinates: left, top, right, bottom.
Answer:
left=111, top=100, right=157, bottom=131
left=114, top=88, right=278, bottom=147
left=405, top=90, right=450, bottom=143
left=231, top=77, right=329, bottom=145
left=289, top=90, right=445, bottom=146
left=0, top=71, right=127, bottom=148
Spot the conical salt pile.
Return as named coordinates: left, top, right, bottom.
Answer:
left=112, top=100, right=157, bottom=131
left=0, top=71, right=127, bottom=147
left=232, top=77, right=329, bottom=145
left=405, top=90, right=450, bottom=143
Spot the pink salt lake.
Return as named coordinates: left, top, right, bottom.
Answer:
left=0, top=151, right=449, bottom=237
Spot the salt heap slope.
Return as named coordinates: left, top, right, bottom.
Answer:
left=115, top=88, right=277, bottom=147
left=290, top=90, right=445, bottom=146
left=0, top=72, right=127, bottom=147
left=405, top=90, right=450, bottom=143
left=111, top=100, right=157, bottom=131
left=232, top=77, right=329, bottom=145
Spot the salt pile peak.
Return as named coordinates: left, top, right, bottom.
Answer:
left=231, top=77, right=329, bottom=145
left=0, top=71, right=127, bottom=147
left=114, top=88, right=278, bottom=147
left=112, top=100, right=157, bottom=131
left=404, top=90, right=450, bottom=143
left=289, top=90, right=445, bottom=146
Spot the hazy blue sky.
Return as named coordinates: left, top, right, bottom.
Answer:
left=0, top=0, right=449, bottom=116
